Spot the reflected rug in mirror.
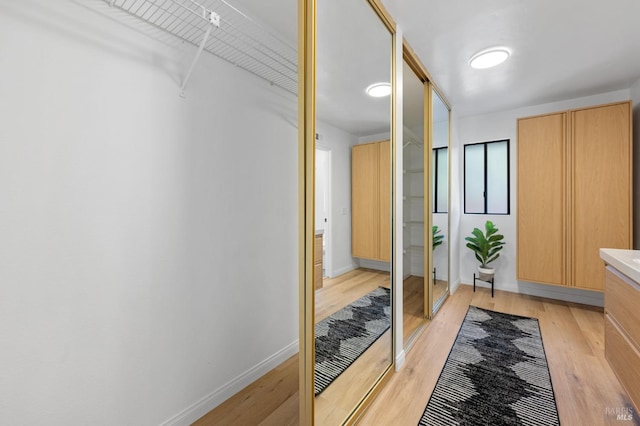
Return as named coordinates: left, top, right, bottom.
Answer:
left=419, top=306, right=560, bottom=426
left=314, top=286, right=391, bottom=396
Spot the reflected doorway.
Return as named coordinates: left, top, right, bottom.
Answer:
left=315, top=146, right=331, bottom=278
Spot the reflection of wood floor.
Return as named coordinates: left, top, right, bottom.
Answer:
left=359, top=284, right=632, bottom=425
left=314, top=268, right=391, bottom=424
left=315, top=268, right=390, bottom=322
left=195, top=282, right=629, bottom=425
left=432, top=278, right=448, bottom=306
left=402, top=275, right=427, bottom=343
left=403, top=276, right=451, bottom=344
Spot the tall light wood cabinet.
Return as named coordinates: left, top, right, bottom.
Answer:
left=352, top=140, right=391, bottom=262
left=572, top=103, right=632, bottom=290
left=517, top=101, right=632, bottom=291
left=517, top=112, right=567, bottom=286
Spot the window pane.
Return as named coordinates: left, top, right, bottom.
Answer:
left=487, top=141, right=509, bottom=214
left=436, top=148, right=448, bottom=212
left=465, top=144, right=485, bottom=213
left=432, top=150, right=437, bottom=211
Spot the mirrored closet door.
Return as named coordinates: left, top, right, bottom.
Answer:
left=431, top=89, right=450, bottom=314
left=402, top=57, right=429, bottom=345
left=299, top=0, right=396, bottom=424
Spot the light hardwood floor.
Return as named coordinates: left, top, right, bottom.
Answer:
left=196, top=279, right=636, bottom=426
left=359, top=284, right=636, bottom=426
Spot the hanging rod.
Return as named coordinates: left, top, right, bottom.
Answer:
left=106, top=0, right=297, bottom=96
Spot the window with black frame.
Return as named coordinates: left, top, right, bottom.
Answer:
left=464, top=139, right=510, bottom=215
left=432, top=147, right=448, bottom=213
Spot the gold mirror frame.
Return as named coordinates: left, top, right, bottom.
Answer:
left=298, top=0, right=397, bottom=424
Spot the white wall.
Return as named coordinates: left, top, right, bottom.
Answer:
left=316, top=121, right=359, bottom=277
left=631, top=77, right=640, bottom=249
left=0, top=1, right=298, bottom=425
left=455, top=89, right=631, bottom=306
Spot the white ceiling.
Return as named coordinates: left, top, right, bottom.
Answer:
left=236, top=0, right=640, bottom=123
left=383, top=0, right=640, bottom=116
left=316, top=0, right=392, bottom=136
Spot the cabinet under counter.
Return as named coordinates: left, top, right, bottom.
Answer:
left=601, top=249, right=640, bottom=413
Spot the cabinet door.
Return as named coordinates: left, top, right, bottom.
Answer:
left=352, top=143, right=378, bottom=259
left=378, top=141, right=391, bottom=262
left=572, top=102, right=631, bottom=290
left=517, top=113, right=566, bottom=286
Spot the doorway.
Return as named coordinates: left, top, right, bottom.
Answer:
left=315, top=146, right=331, bottom=278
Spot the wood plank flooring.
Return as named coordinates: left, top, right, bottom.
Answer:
left=359, top=284, right=636, bottom=426
left=195, top=278, right=636, bottom=426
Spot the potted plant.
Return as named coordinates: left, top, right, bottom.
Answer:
left=465, top=220, right=505, bottom=280
left=432, top=225, right=444, bottom=250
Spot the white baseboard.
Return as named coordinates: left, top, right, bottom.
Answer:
left=332, top=263, right=356, bottom=278
left=450, top=279, right=461, bottom=294
left=395, top=349, right=406, bottom=370
left=160, top=340, right=299, bottom=426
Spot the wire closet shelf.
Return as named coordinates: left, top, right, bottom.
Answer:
left=106, top=0, right=297, bottom=95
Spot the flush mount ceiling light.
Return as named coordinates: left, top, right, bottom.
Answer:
left=469, top=47, right=510, bottom=69
left=366, top=82, right=391, bottom=97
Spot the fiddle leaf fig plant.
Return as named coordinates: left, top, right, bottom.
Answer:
left=465, top=220, right=505, bottom=268
left=433, top=226, right=444, bottom=250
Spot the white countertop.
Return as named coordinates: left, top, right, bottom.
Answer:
left=315, top=229, right=324, bottom=236
left=600, top=248, right=640, bottom=283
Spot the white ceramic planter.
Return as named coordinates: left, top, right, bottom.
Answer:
left=478, top=266, right=495, bottom=281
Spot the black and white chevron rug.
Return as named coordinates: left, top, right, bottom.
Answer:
left=314, top=286, right=390, bottom=396
left=419, top=306, right=560, bottom=426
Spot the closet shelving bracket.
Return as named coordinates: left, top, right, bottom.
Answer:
left=180, top=7, right=221, bottom=98
left=104, top=0, right=297, bottom=97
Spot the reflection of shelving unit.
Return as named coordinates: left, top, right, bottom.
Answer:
left=402, top=152, right=425, bottom=277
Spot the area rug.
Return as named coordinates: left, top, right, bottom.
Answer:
left=419, top=306, right=560, bottom=426
left=315, top=286, right=391, bottom=396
